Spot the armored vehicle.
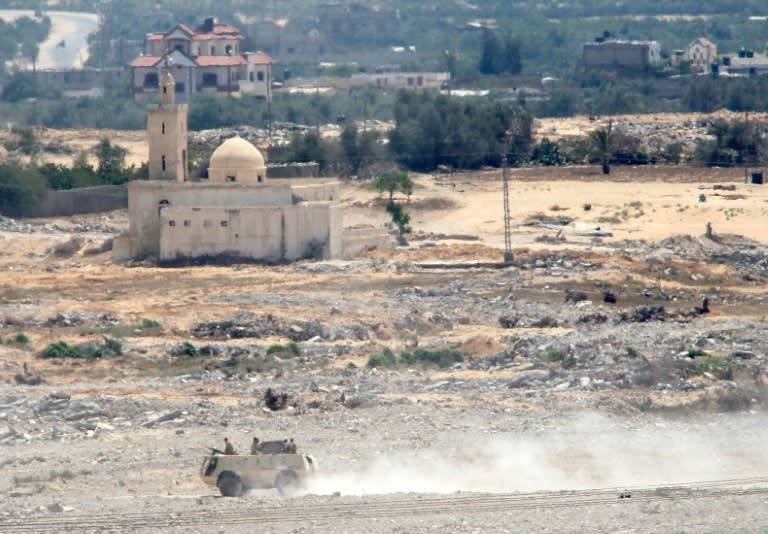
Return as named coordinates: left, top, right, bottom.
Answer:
left=200, top=439, right=317, bottom=497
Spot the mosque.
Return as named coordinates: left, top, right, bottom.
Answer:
left=112, top=71, right=378, bottom=263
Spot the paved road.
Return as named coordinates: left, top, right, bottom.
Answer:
left=0, top=9, right=98, bottom=69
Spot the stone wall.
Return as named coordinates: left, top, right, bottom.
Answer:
left=19, top=185, right=127, bottom=218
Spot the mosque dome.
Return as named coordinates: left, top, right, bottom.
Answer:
left=208, top=136, right=267, bottom=183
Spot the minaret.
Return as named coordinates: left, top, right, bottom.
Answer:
left=147, top=68, right=188, bottom=182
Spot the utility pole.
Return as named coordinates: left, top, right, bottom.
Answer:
left=502, top=152, right=513, bottom=263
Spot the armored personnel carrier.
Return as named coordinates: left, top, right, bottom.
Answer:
left=200, top=439, right=317, bottom=497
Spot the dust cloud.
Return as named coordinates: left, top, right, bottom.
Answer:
left=306, top=413, right=768, bottom=496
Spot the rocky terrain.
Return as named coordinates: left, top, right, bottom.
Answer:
left=1, top=168, right=768, bottom=532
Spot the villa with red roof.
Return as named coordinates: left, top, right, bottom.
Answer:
left=128, top=17, right=274, bottom=102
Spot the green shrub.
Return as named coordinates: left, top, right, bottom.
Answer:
left=266, top=342, right=302, bottom=357
left=139, top=319, right=162, bottom=330
left=691, top=355, right=741, bottom=381
left=40, top=337, right=121, bottom=359
left=13, top=332, right=29, bottom=344
left=687, top=348, right=707, bottom=358
left=367, top=347, right=397, bottom=368
left=546, top=349, right=565, bottom=362
left=626, top=346, right=639, bottom=358
left=346, top=362, right=358, bottom=369
left=399, top=348, right=463, bottom=368
left=178, top=341, right=199, bottom=357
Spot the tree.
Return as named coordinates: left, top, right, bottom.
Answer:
left=0, top=162, right=47, bottom=215
left=95, top=137, right=128, bottom=184
left=695, top=118, right=768, bottom=167
left=340, top=123, right=360, bottom=175
left=388, top=90, right=533, bottom=172
left=503, top=35, right=522, bottom=75
left=371, top=171, right=412, bottom=201
left=588, top=119, right=613, bottom=174
left=385, top=200, right=411, bottom=235
left=479, top=29, right=503, bottom=75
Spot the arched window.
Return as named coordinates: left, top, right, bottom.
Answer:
left=162, top=155, right=166, bottom=172
left=162, top=122, right=165, bottom=135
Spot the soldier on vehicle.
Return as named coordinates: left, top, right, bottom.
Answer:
left=250, top=437, right=260, bottom=454
left=224, top=437, right=236, bottom=455
left=287, top=438, right=296, bottom=453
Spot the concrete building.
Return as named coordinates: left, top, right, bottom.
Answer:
left=685, top=37, right=717, bottom=66
left=242, top=18, right=325, bottom=61
left=32, top=67, right=125, bottom=97
left=318, top=3, right=399, bottom=46
left=582, top=39, right=662, bottom=76
left=113, top=70, right=345, bottom=263
left=128, top=18, right=274, bottom=102
left=349, top=71, right=449, bottom=90
left=722, top=49, right=768, bottom=76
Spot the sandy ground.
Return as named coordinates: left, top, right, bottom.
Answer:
left=1, top=117, right=768, bottom=531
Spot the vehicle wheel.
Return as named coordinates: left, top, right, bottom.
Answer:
left=274, top=470, right=299, bottom=495
left=218, top=474, right=244, bottom=497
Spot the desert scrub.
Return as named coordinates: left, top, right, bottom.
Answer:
left=174, top=341, right=200, bottom=357
left=399, top=348, right=463, bottom=368
left=266, top=342, right=301, bottom=357
left=690, top=354, right=742, bottom=381
left=138, top=319, right=162, bottom=330
left=546, top=349, right=566, bottom=362
left=367, top=347, right=397, bottom=368
left=41, top=338, right=122, bottom=359
left=4, top=332, right=29, bottom=344
left=367, top=347, right=463, bottom=369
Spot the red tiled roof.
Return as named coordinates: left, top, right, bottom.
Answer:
left=178, top=24, right=195, bottom=36
left=247, top=52, right=274, bottom=65
left=195, top=55, right=247, bottom=67
left=211, top=24, right=240, bottom=35
left=146, top=33, right=164, bottom=41
left=129, top=55, right=161, bottom=67
left=192, top=33, right=245, bottom=41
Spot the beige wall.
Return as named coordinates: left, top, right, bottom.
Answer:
left=158, top=203, right=340, bottom=261
left=197, top=66, right=242, bottom=91
left=147, top=104, right=188, bottom=181
left=124, top=180, right=339, bottom=259
left=193, top=38, right=239, bottom=57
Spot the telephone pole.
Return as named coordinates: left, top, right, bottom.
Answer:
left=502, top=153, right=513, bottom=262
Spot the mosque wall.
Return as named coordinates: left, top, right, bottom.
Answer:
left=158, top=204, right=339, bottom=261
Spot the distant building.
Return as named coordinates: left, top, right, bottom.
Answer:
left=32, top=67, right=125, bottom=97
left=243, top=18, right=324, bottom=60
left=685, top=37, right=717, bottom=66
left=582, top=39, right=662, bottom=76
left=349, top=71, right=449, bottom=90
left=128, top=17, right=274, bottom=102
left=721, top=49, right=768, bottom=76
left=318, top=3, right=399, bottom=46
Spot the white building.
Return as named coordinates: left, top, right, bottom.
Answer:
left=113, top=71, right=344, bottom=263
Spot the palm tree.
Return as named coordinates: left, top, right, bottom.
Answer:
left=589, top=119, right=613, bottom=175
